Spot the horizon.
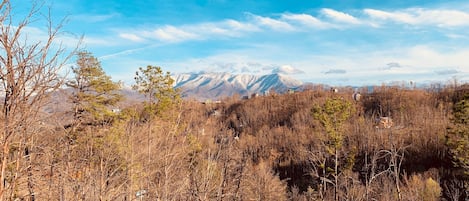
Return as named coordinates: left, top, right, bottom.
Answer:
left=170, top=71, right=462, bottom=89
left=14, top=0, right=469, bottom=86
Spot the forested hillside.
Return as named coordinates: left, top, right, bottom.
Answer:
left=5, top=80, right=469, bottom=200
left=1, top=0, right=469, bottom=200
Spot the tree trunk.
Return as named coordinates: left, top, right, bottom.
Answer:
left=0, top=141, right=9, bottom=200
left=26, top=146, right=35, bottom=201
left=334, top=147, right=338, bottom=201
left=100, top=156, right=105, bottom=201
left=10, top=138, right=25, bottom=200
left=322, top=158, right=326, bottom=201
left=365, top=150, right=369, bottom=201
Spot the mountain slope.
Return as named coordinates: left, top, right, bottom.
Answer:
left=173, top=72, right=303, bottom=100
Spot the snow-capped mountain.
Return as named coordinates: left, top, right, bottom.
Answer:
left=173, top=72, right=303, bottom=100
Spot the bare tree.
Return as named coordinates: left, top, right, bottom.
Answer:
left=443, top=178, right=466, bottom=201
left=307, top=140, right=333, bottom=201
left=0, top=1, right=78, bottom=199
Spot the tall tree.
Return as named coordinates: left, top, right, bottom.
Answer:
left=311, top=98, right=354, bottom=201
left=63, top=51, right=122, bottom=199
left=132, top=65, right=179, bottom=117
left=132, top=65, right=179, bottom=198
left=446, top=89, right=469, bottom=175
left=67, top=51, right=122, bottom=127
left=0, top=0, right=78, bottom=199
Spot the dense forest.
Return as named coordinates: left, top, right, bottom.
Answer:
left=4, top=72, right=469, bottom=200
left=1, top=0, right=469, bottom=200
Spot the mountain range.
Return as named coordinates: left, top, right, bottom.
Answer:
left=39, top=72, right=306, bottom=117
left=173, top=72, right=304, bottom=100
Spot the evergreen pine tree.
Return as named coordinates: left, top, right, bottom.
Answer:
left=67, top=51, right=122, bottom=126
left=312, top=98, right=354, bottom=201
left=132, top=65, right=179, bottom=118
left=446, top=90, right=469, bottom=175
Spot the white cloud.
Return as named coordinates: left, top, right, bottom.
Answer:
left=404, top=46, right=469, bottom=69
left=364, top=8, right=469, bottom=27
left=193, top=20, right=260, bottom=37
left=105, top=6, right=469, bottom=86
left=251, top=15, right=294, bottom=31
left=117, top=18, right=262, bottom=43
left=321, top=8, right=361, bottom=25
left=271, top=65, right=305, bottom=74
left=119, top=33, right=145, bottom=42
left=446, top=34, right=467, bottom=39
left=290, top=45, right=469, bottom=85
left=324, top=69, right=347, bottom=74
left=194, top=23, right=230, bottom=35
left=364, top=9, right=414, bottom=24
left=281, top=13, right=329, bottom=28
left=383, top=62, right=403, bottom=70
left=99, top=43, right=469, bottom=86
left=114, top=7, right=469, bottom=45
left=435, top=68, right=459, bottom=75
left=99, top=45, right=160, bottom=60
left=115, top=11, right=350, bottom=45
left=116, top=10, right=377, bottom=45
left=148, top=25, right=199, bottom=42
left=225, top=19, right=260, bottom=32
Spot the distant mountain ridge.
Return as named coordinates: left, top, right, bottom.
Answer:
left=38, top=73, right=304, bottom=115
left=173, top=72, right=303, bottom=100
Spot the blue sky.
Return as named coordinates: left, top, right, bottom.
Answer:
left=16, top=0, right=469, bottom=86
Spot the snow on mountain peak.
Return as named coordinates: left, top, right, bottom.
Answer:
left=173, top=72, right=303, bottom=100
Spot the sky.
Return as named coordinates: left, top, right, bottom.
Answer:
left=14, top=0, right=469, bottom=86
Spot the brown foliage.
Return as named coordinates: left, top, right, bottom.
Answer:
left=7, top=82, right=469, bottom=200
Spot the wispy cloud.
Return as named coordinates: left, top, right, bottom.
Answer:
left=224, top=19, right=260, bottom=32
left=191, top=19, right=259, bottom=37
left=383, top=62, right=403, bottom=70
left=146, top=25, right=200, bottom=42
left=119, top=33, right=145, bottom=42
left=321, top=8, right=361, bottom=25
left=114, top=11, right=353, bottom=44
left=435, top=68, right=459, bottom=75
left=250, top=14, right=295, bottom=31
left=446, top=34, right=467, bottom=39
left=99, top=44, right=162, bottom=60
left=80, top=5, right=469, bottom=86
left=281, top=13, right=329, bottom=28
left=271, top=65, right=305, bottom=74
left=324, top=69, right=347, bottom=74
left=19, top=0, right=469, bottom=86
left=112, top=7, right=467, bottom=45
left=117, top=18, right=262, bottom=43
left=364, top=8, right=469, bottom=27
left=98, top=43, right=469, bottom=86
left=405, top=46, right=469, bottom=68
